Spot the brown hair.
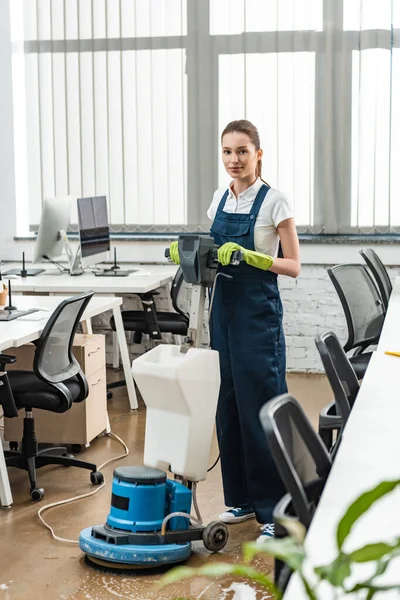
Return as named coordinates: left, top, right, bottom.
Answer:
left=221, top=119, right=268, bottom=184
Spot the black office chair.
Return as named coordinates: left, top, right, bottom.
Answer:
left=0, top=292, right=103, bottom=501
left=260, top=394, right=332, bottom=591
left=315, top=331, right=359, bottom=453
left=359, top=248, right=392, bottom=313
left=327, top=264, right=385, bottom=379
left=107, top=267, right=189, bottom=397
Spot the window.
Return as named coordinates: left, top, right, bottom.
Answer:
left=219, top=52, right=315, bottom=226
left=8, top=0, right=400, bottom=235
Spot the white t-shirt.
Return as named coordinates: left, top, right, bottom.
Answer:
left=207, top=178, right=293, bottom=257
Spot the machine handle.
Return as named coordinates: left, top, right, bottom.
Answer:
left=164, top=246, right=243, bottom=265
left=210, top=248, right=243, bottom=266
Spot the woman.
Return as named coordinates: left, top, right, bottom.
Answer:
left=171, top=119, right=300, bottom=542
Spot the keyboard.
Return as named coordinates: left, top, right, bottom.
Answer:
left=3, top=268, right=45, bottom=276
left=93, top=269, right=138, bottom=277
left=0, top=309, right=38, bottom=321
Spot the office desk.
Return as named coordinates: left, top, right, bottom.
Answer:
left=6, top=264, right=177, bottom=411
left=284, top=278, right=400, bottom=599
left=0, top=294, right=123, bottom=509
left=5, top=264, right=176, bottom=294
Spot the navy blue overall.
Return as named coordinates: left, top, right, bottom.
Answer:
left=210, top=184, right=287, bottom=524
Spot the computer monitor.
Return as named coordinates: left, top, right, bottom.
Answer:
left=33, top=196, right=74, bottom=264
left=77, top=196, right=110, bottom=268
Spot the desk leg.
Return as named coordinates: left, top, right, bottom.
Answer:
left=0, top=444, right=12, bottom=509
left=112, top=305, right=138, bottom=411
left=82, top=318, right=93, bottom=335
left=112, top=332, right=119, bottom=368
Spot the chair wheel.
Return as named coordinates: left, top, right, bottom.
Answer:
left=31, top=487, right=45, bottom=501
left=107, top=391, right=113, bottom=400
left=202, top=521, right=229, bottom=552
left=9, top=442, right=18, bottom=451
left=90, top=471, right=104, bottom=485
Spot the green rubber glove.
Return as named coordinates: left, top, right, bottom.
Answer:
left=217, top=242, right=274, bottom=271
left=169, top=241, right=180, bottom=264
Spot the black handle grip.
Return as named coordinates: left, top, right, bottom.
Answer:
left=211, top=248, right=243, bottom=265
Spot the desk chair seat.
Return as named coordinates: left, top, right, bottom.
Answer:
left=7, top=371, right=82, bottom=412
left=109, top=310, right=188, bottom=337
left=1, top=292, right=104, bottom=502
left=348, top=351, right=373, bottom=379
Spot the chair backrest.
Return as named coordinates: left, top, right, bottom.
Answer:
left=34, top=292, right=94, bottom=385
left=170, top=267, right=190, bottom=320
left=327, top=264, right=385, bottom=352
left=260, top=394, right=332, bottom=528
left=360, top=248, right=392, bottom=312
left=315, top=331, right=359, bottom=424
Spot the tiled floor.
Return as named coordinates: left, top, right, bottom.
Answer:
left=0, top=372, right=331, bottom=600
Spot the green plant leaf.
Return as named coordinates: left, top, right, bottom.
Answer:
left=336, top=480, right=400, bottom=550
left=346, top=549, right=400, bottom=594
left=315, top=554, right=351, bottom=587
left=349, top=583, right=400, bottom=594
left=349, top=540, right=400, bottom=563
left=300, top=575, right=319, bottom=600
left=244, top=537, right=305, bottom=571
left=277, top=517, right=307, bottom=543
left=157, top=561, right=281, bottom=598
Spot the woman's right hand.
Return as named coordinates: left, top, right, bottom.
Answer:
left=169, top=241, right=180, bottom=264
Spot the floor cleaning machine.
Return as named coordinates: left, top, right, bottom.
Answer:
left=79, top=235, right=242, bottom=569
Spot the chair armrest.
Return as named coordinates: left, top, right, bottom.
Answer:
left=273, top=493, right=300, bottom=538
left=319, top=400, right=342, bottom=430
left=137, top=291, right=160, bottom=300
left=0, top=354, right=17, bottom=370
left=0, top=371, right=18, bottom=418
left=137, top=295, right=162, bottom=340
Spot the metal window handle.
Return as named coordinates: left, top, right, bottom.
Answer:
left=91, top=378, right=102, bottom=386
left=88, top=347, right=101, bottom=356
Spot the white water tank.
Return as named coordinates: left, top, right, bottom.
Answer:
left=131, top=345, right=220, bottom=482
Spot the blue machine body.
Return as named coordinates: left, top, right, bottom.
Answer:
left=107, top=472, right=192, bottom=532
left=80, top=466, right=194, bottom=567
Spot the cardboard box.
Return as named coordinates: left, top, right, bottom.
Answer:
left=4, top=334, right=108, bottom=445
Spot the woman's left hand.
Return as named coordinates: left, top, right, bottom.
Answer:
left=218, top=242, right=273, bottom=271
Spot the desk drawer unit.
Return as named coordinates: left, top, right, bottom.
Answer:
left=3, top=334, right=107, bottom=446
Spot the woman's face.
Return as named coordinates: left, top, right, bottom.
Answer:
left=221, top=131, right=262, bottom=181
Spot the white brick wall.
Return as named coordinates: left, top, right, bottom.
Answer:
left=92, top=264, right=398, bottom=373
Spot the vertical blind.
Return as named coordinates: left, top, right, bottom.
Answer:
left=8, top=0, right=400, bottom=234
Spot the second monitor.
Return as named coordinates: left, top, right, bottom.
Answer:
left=77, top=196, right=135, bottom=276
left=78, top=196, right=110, bottom=268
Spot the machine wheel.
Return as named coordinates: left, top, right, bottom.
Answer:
left=107, top=391, right=113, bottom=400
left=90, top=471, right=104, bottom=485
left=9, top=441, right=18, bottom=451
left=202, top=521, right=229, bottom=552
left=31, top=487, right=45, bottom=501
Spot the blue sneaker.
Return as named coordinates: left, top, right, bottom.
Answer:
left=219, top=506, right=256, bottom=524
left=256, top=523, right=275, bottom=543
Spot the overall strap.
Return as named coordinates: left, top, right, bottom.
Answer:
left=249, top=184, right=270, bottom=217
left=215, top=189, right=230, bottom=214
